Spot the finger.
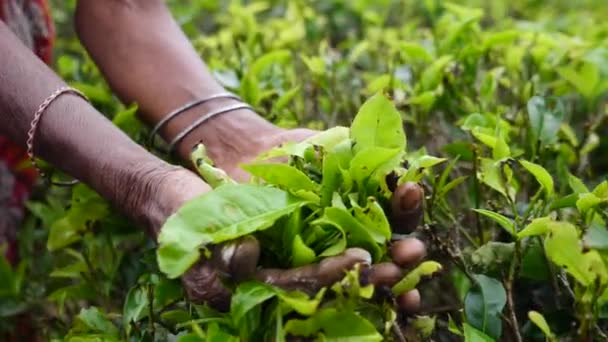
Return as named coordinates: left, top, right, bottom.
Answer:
left=211, top=236, right=260, bottom=282
left=365, top=262, right=402, bottom=287
left=182, top=259, right=232, bottom=311
left=390, top=182, right=424, bottom=234
left=396, top=289, right=421, bottom=314
left=390, top=238, right=426, bottom=268
left=256, top=248, right=371, bottom=293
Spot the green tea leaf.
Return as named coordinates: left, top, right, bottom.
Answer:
left=284, top=308, right=382, bottom=341
left=243, top=163, right=319, bottom=194
left=350, top=94, right=406, bottom=153
left=231, top=282, right=277, bottom=325
left=519, top=160, right=554, bottom=197
left=292, top=235, right=316, bottom=267
left=76, top=307, right=119, bottom=336
left=528, top=311, right=554, bottom=340
left=392, top=261, right=442, bottom=295
left=463, top=323, right=494, bottom=342
left=352, top=198, right=392, bottom=244
left=313, top=207, right=381, bottom=261
left=158, top=184, right=309, bottom=278
left=518, top=216, right=552, bottom=239
left=544, top=221, right=593, bottom=285
left=472, top=209, right=516, bottom=236
left=464, top=274, right=506, bottom=339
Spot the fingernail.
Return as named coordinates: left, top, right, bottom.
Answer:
left=398, top=182, right=423, bottom=212
left=344, top=248, right=372, bottom=265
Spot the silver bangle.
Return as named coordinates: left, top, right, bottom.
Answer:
left=147, top=92, right=241, bottom=149
left=167, top=102, right=254, bottom=153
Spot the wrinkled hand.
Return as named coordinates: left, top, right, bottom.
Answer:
left=176, top=128, right=427, bottom=312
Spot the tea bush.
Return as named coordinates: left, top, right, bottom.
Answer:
left=1, top=0, right=607, bottom=341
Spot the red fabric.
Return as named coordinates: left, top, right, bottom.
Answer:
left=0, top=0, right=54, bottom=265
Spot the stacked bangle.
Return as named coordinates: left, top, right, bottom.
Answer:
left=149, top=92, right=254, bottom=154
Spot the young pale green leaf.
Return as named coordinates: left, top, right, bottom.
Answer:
left=392, top=261, right=442, bottom=295
left=472, top=209, right=516, bottom=236
left=471, top=129, right=497, bottom=149
left=493, top=133, right=511, bottom=160
left=243, top=163, right=320, bottom=196
left=544, top=221, right=594, bottom=285
left=304, top=126, right=350, bottom=150
left=291, top=235, right=316, bottom=267
left=568, top=173, right=589, bottom=194
left=528, top=311, right=554, bottom=340
left=157, top=184, right=309, bottom=278
left=349, top=147, right=401, bottom=193
left=313, top=207, right=382, bottom=261
left=277, top=288, right=326, bottom=316
left=191, top=144, right=236, bottom=188
left=478, top=158, right=510, bottom=199
left=463, top=323, right=494, bottom=342
left=576, top=192, right=607, bottom=213
left=320, top=139, right=353, bottom=206
left=558, top=62, right=600, bottom=99
left=519, top=160, right=554, bottom=197
left=352, top=198, right=392, bottom=244
left=464, top=274, right=506, bottom=340
left=518, top=216, right=553, bottom=239
left=593, top=181, right=608, bottom=198
left=256, top=141, right=311, bottom=160
left=350, top=94, right=406, bottom=153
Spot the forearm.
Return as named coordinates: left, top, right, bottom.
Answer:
left=0, top=23, right=177, bottom=231
left=74, top=0, right=281, bottom=165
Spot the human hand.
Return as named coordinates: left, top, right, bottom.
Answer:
left=173, top=126, right=426, bottom=313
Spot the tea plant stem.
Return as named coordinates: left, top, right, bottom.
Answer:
left=148, top=284, right=156, bottom=337
left=505, top=240, right=523, bottom=342
left=472, top=148, right=483, bottom=244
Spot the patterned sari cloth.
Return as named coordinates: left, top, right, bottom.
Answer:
left=0, top=0, right=53, bottom=265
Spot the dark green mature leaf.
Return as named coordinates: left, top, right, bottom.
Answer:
left=76, top=307, right=119, bottom=336
left=48, top=185, right=110, bottom=251
left=231, top=282, right=277, bottom=325
left=284, top=308, right=382, bottom=341
left=123, top=286, right=147, bottom=331
left=292, top=234, right=316, bottom=267
left=157, top=184, right=309, bottom=278
left=527, top=96, right=564, bottom=147
left=350, top=94, right=406, bottom=153
left=584, top=225, right=608, bottom=250
left=464, top=274, right=506, bottom=339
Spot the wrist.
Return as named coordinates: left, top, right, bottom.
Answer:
left=163, top=97, right=284, bottom=171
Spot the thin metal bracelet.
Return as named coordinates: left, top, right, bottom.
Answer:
left=167, top=102, right=254, bottom=153
left=147, top=92, right=241, bottom=149
left=26, top=86, right=89, bottom=186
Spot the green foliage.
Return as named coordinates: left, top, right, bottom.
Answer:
left=2, top=0, right=607, bottom=340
